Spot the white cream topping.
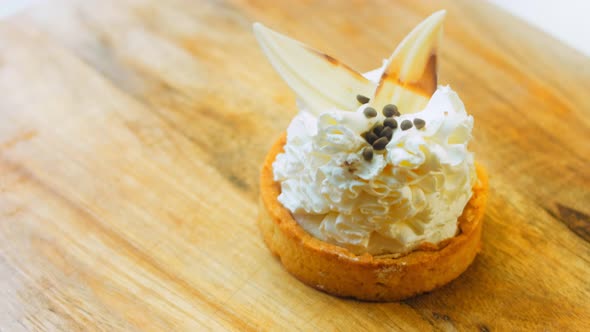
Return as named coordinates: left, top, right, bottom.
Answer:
left=273, top=70, right=476, bottom=255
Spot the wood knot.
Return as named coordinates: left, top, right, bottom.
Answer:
left=551, top=203, right=590, bottom=242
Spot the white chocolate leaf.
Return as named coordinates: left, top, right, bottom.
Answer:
left=253, top=23, right=376, bottom=115
left=373, top=10, right=446, bottom=113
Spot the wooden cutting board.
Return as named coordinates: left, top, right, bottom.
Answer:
left=1, top=0, right=588, bottom=330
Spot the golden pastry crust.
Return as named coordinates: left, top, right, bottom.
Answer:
left=259, top=133, right=488, bottom=301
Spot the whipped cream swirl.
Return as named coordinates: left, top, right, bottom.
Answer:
left=273, top=76, right=476, bottom=255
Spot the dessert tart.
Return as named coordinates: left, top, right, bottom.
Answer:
left=255, top=11, right=488, bottom=301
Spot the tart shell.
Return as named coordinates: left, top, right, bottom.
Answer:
left=258, top=133, right=488, bottom=301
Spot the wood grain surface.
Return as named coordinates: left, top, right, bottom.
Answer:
left=0, top=0, right=589, bottom=330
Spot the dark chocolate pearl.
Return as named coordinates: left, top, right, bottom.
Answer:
left=382, top=104, right=398, bottom=117
left=413, top=118, right=426, bottom=129
left=372, top=137, right=389, bottom=150
left=384, top=118, right=398, bottom=129
left=380, top=126, right=393, bottom=140
left=363, top=107, right=377, bottom=118
left=372, top=124, right=384, bottom=136
left=364, top=131, right=379, bottom=144
left=362, top=146, right=374, bottom=161
left=400, top=120, right=413, bottom=131
left=356, top=94, right=370, bottom=104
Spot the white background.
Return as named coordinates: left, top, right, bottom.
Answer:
left=488, top=0, right=590, bottom=56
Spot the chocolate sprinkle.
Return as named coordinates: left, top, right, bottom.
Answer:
left=413, top=118, right=426, bottom=129
left=400, top=120, right=413, bottom=131
left=372, top=137, right=389, bottom=150
left=384, top=118, right=398, bottom=129
left=363, top=107, right=377, bottom=118
left=382, top=104, right=398, bottom=117
left=356, top=94, right=370, bottom=104
left=380, top=126, right=393, bottom=140
left=372, top=124, right=384, bottom=136
left=364, top=131, right=379, bottom=144
left=362, top=146, right=374, bottom=161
